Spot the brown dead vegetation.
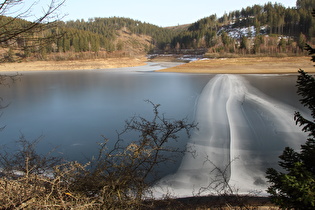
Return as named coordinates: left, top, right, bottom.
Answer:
left=158, top=56, right=315, bottom=74
left=0, top=56, right=147, bottom=72
left=3, top=56, right=314, bottom=74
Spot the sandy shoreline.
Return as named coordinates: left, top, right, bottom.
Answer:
left=158, top=56, right=315, bottom=74
left=0, top=57, right=147, bottom=73
left=0, top=56, right=314, bottom=74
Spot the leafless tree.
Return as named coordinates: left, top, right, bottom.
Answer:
left=0, top=0, right=65, bottom=61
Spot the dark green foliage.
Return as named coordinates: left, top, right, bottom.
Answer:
left=0, top=15, right=179, bottom=56
left=296, top=0, right=315, bottom=10
left=240, top=36, right=249, bottom=50
left=305, top=43, right=315, bottom=63
left=298, top=33, right=307, bottom=50
left=221, top=31, right=229, bottom=46
left=13, top=1, right=312, bottom=55
left=3, top=1, right=315, bottom=57
left=266, top=69, right=315, bottom=209
left=266, top=44, right=315, bottom=209
left=171, top=1, right=315, bottom=53
left=295, top=43, right=315, bottom=138
left=266, top=147, right=315, bottom=209
left=57, top=17, right=179, bottom=52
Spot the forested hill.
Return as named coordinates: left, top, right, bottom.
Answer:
left=56, top=17, right=182, bottom=53
left=1, top=0, right=315, bottom=61
left=169, top=0, right=315, bottom=56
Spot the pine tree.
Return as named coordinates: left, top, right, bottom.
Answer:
left=266, top=46, right=315, bottom=210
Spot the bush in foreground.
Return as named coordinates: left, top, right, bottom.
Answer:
left=0, top=101, right=196, bottom=209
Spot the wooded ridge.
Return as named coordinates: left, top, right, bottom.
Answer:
left=0, top=0, right=314, bottom=62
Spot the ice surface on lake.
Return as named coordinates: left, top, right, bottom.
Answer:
left=153, top=74, right=307, bottom=198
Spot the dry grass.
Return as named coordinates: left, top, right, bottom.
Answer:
left=158, top=57, right=315, bottom=74
left=1, top=56, right=313, bottom=74
left=0, top=57, right=147, bottom=72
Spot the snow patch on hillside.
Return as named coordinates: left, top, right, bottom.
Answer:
left=218, top=25, right=268, bottom=39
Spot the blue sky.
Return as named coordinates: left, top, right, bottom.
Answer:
left=27, top=0, right=297, bottom=27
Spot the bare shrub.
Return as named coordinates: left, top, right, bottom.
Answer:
left=191, top=157, right=267, bottom=210
left=62, top=100, right=197, bottom=209
left=0, top=101, right=197, bottom=209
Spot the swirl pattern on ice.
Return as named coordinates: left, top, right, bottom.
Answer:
left=153, top=74, right=307, bottom=197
